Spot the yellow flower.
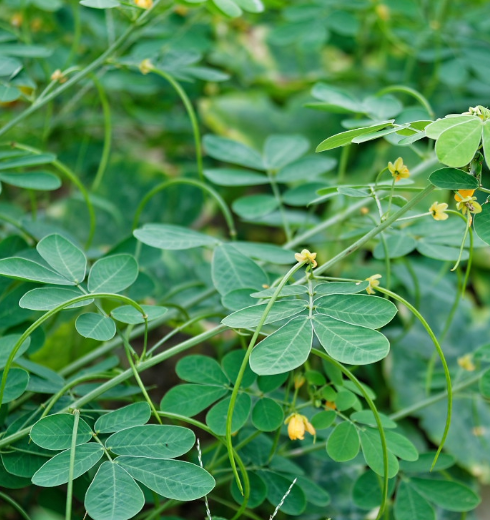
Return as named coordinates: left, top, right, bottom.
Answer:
left=134, top=0, right=153, bottom=8
left=325, top=401, right=336, bottom=410
left=455, top=189, right=476, bottom=199
left=139, top=59, right=154, bottom=75
left=454, top=192, right=482, bottom=223
left=388, top=157, right=410, bottom=182
left=429, top=201, right=448, bottom=221
left=294, top=249, right=317, bottom=268
left=51, top=69, right=67, bottom=83
left=365, top=274, right=382, bottom=295
left=294, top=374, right=305, bottom=389
left=375, top=4, right=390, bottom=21
left=284, top=413, right=316, bottom=441
left=457, top=354, right=476, bottom=372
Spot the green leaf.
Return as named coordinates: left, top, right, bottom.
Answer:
left=311, top=410, right=336, bottom=430
left=231, top=471, right=268, bottom=508
left=19, top=287, right=91, bottom=311
left=222, top=288, right=257, bottom=310
left=95, top=403, right=151, bottom=434
left=276, top=156, right=336, bottom=183
left=0, top=171, right=61, bottom=190
left=394, top=481, right=435, bottom=520
left=222, top=300, right=307, bottom=328
left=212, top=244, right=268, bottom=295
left=0, top=56, right=22, bottom=77
left=212, top=0, right=242, bottom=17
left=232, top=195, right=279, bottom=219
left=117, top=457, right=215, bottom=500
left=483, top=120, right=490, bottom=170
left=384, top=430, right=419, bottom=461
left=326, top=421, right=360, bottom=462
left=0, top=153, right=56, bottom=171
left=0, top=44, right=53, bottom=58
left=313, top=314, right=390, bottom=365
left=373, top=234, right=417, bottom=260
left=204, top=168, right=269, bottom=186
left=2, top=438, right=51, bottom=477
left=252, top=398, right=284, bottom=432
left=0, top=257, right=76, bottom=285
left=85, top=462, right=145, bottom=520
left=88, top=254, right=138, bottom=294
left=250, top=317, right=313, bottom=375
left=474, top=203, right=490, bottom=246
left=416, top=241, right=468, bottom=262
left=106, top=425, right=195, bottom=458
left=410, top=477, right=481, bottom=512
left=0, top=368, right=29, bottom=403
left=231, top=242, right=296, bottom=264
left=310, top=83, right=362, bottom=113
left=282, top=182, right=327, bottom=206
left=316, top=122, right=394, bottom=152
left=479, top=368, right=490, bottom=398
left=0, top=461, right=30, bottom=489
left=353, top=471, right=396, bottom=510
left=176, top=354, right=229, bottom=386
left=315, top=294, right=397, bottom=329
left=203, top=135, right=264, bottom=170
left=111, top=304, right=167, bottom=324
left=257, top=372, right=289, bottom=393
left=0, top=85, right=19, bottom=102
left=295, top=475, right=331, bottom=506
left=160, top=384, right=228, bottom=417
left=36, top=234, right=86, bottom=283
left=264, top=134, right=309, bottom=169
left=435, top=118, right=483, bottom=167
left=314, top=281, right=369, bottom=296
left=425, top=115, right=477, bottom=139
left=350, top=410, right=397, bottom=429
left=258, top=471, right=307, bottom=515
left=75, top=313, right=116, bottom=341
left=429, top=167, right=479, bottom=190
left=206, top=393, right=251, bottom=435
left=234, top=0, right=264, bottom=13
left=251, top=285, right=308, bottom=298
left=80, top=0, right=121, bottom=8
left=222, top=350, right=256, bottom=388
left=335, top=387, right=359, bottom=411
left=399, top=452, right=455, bottom=473
left=31, top=444, right=103, bottom=487
left=359, top=428, right=399, bottom=478
left=134, top=224, right=219, bottom=250
left=0, top=334, right=31, bottom=369
left=30, top=413, right=93, bottom=450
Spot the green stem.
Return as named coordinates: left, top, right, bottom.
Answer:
left=268, top=170, right=292, bottom=241
left=337, top=144, right=350, bottom=183
left=91, top=75, right=112, bottom=192
left=0, top=491, right=31, bottom=520
left=375, top=286, right=452, bottom=470
left=150, top=67, right=203, bottom=180
left=225, top=261, right=306, bottom=494
left=65, top=410, right=80, bottom=520
left=376, top=85, right=435, bottom=119
left=132, top=178, right=236, bottom=238
left=311, top=349, right=389, bottom=520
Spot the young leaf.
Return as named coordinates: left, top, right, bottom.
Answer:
left=316, top=121, right=394, bottom=152
left=326, top=421, right=360, bottom=462
left=117, top=457, right=216, bottom=500
left=88, top=254, right=138, bottom=294
left=474, top=203, right=490, bottom=246
left=249, top=317, right=313, bottom=375
left=19, top=287, right=91, bottom=311
left=0, top=171, right=61, bottom=190
left=435, top=118, right=483, bottom=167
left=85, top=462, right=145, bottom=520
left=75, top=313, right=116, bottom=341
left=134, top=223, right=219, bottom=250
left=315, top=294, right=397, bottom=329
left=94, top=402, right=151, bottom=434
left=0, top=257, right=76, bottom=285
left=252, top=398, right=284, bottom=432
left=36, top=234, right=87, bottom=283
left=425, top=115, right=476, bottom=139
left=106, top=425, right=195, bottom=459
left=30, top=413, right=93, bottom=450
left=31, top=444, right=103, bottom=487
left=0, top=153, right=56, bottom=171
left=313, top=314, right=390, bottom=365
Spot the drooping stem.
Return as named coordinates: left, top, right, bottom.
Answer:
left=65, top=410, right=80, bottom=520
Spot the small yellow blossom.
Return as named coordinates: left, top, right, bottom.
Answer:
left=365, top=274, right=382, bottom=295
left=457, top=354, right=476, bottom=372
left=294, top=374, right=305, bottom=389
left=375, top=4, right=390, bottom=21
left=473, top=426, right=486, bottom=437
left=429, top=201, right=448, bottom=221
left=388, top=157, right=410, bottom=182
left=11, top=13, right=23, bottom=28
left=51, top=69, right=67, bottom=84
left=139, top=59, right=154, bottom=75
left=325, top=401, right=336, bottom=410
left=455, top=191, right=482, bottom=224
left=360, top=207, right=369, bottom=215
left=455, top=189, right=476, bottom=199
left=134, top=0, right=153, bottom=8
left=294, top=249, right=317, bottom=268
left=284, top=413, right=316, bottom=441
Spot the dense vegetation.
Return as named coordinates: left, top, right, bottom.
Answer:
left=1, top=1, right=490, bottom=519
